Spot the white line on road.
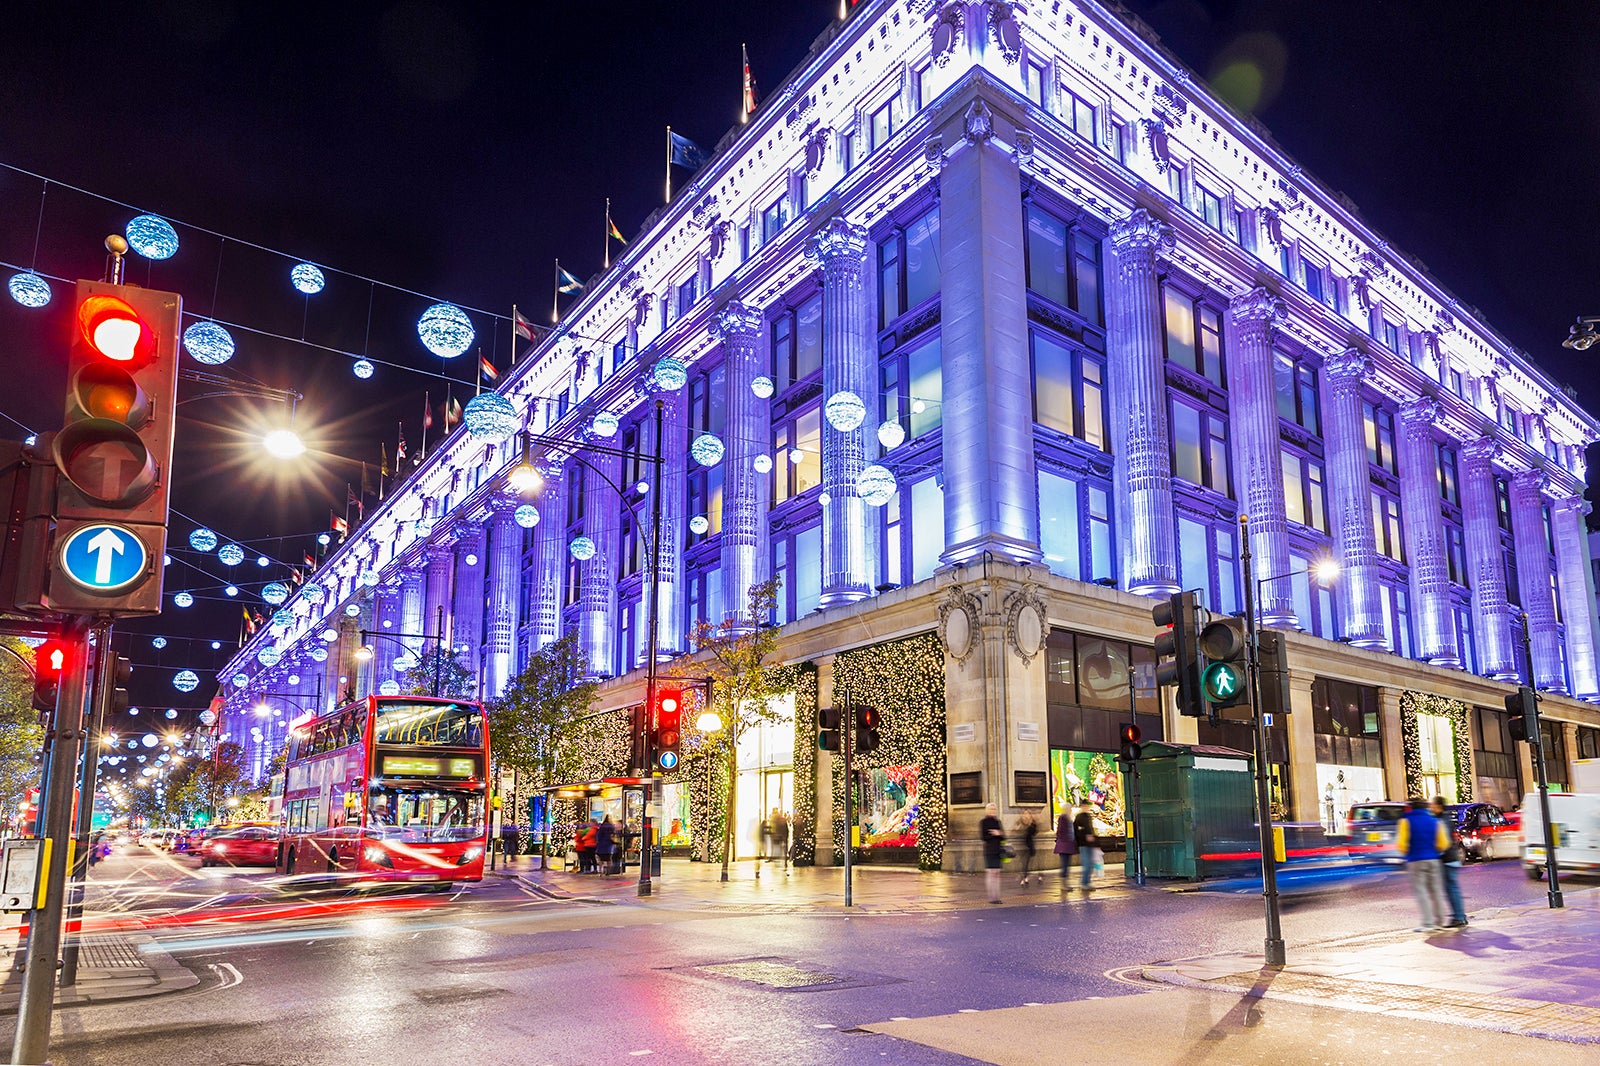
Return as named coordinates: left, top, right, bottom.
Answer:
left=207, top=962, right=244, bottom=989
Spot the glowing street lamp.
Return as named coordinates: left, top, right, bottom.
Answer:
left=263, top=427, right=306, bottom=458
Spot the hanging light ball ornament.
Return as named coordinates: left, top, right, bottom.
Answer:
left=690, top=433, right=725, bottom=467
left=256, top=556, right=270, bottom=566
left=270, top=609, right=292, bottom=628
left=217, top=542, right=245, bottom=566
left=8, top=272, right=51, bottom=308
left=291, top=263, right=326, bottom=294
left=286, top=674, right=300, bottom=686
left=302, top=583, right=325, bottom=604
left=818, top=491, right=832, bottom=506
left=173, top=592, right=195, bottom=608
left=172, top=664, right=196, bottom=688
left=358, top=570, right=380, bottom=588
left=261, top=582, right=290, bottom=605
left=877, top=419, right=907, bottom=450
left=151, top=636, right=168, bottom=650
left=753, top=454, right=773, bottom=474
left=569, top=536, right=596, bottom=561
left=188, top=528, right=219, bottom=552
left=183, top=321, right=235, bottom=365
left=224, top=585, right=239, bottom=597
left=164, top=708, right=178, bottom=720
left=320, top=628, right=338, bottom=642
left=126, top=214, right=179, bottom=259
left=590, top=411, right=620, bottom=438
left=309, top=647, right=328, bottom=663
left=417, top=302, right=474, bottom=358
left=256, top=646, right=282, bottom=667
left=689, top=515, right=710, bottom=536
left=651, top=356, right=688, bottom=391
left=463, top=392, right=518, bottom=443
left=379, top=680, right=401, bottom=697
left=353, top=359, right=375, bottom=380
left=751, top=376, right=775, bottom=399
left=344, top=603, right=362, bottom=617
left=514, top=504, right=539, bottom=529
left=824, top=390, right=867, bottom=432
left=856, top=464, right=898, bottom=506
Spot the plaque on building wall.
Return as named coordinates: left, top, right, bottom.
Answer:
left=952, top=722, right=977, bottom=743
left=1014, top=771, right=1048, bottom=805
left=948, top=771, right=983, bottom=806
left=1016, top=721, right=1039, bottom=743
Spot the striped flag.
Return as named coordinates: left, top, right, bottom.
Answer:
left=480, top=353, right=499, bottom=382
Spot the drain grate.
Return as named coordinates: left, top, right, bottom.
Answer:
left=696, top=960, right=842, bottom=989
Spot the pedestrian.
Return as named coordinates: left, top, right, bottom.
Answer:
left=760, top=811, right=773, bottom=861
left=595, top=815, right=617, bottom=875
left=1073, top=806, right=1098, bottom=888
left=1053, top=807, right=1078, bottom=880
left=1016, top=808, right=1039, bottom=886
left=578, top=818, right=599, bottom=873
left=1397, top=796, right=1449, bottom=931
left=979, top=803, right=1006, bottom=903
left=1431, top=796, right=1468, bottom=928
left=772, top=810, right=791, bottom=870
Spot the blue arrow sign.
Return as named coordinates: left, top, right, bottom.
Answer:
left=59, top=524, right=149, bottom=592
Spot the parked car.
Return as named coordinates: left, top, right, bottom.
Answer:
left=198, top=825, right=279, bottom=868
left=1345, top=802, right=1409, bottom=862
left=173, top=827, right=209, bottom=854
left=1443, top=802, right=1518, bottom=861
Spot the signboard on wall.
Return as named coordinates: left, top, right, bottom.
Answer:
left=952, top=723, right=976, bottom=743
left=1014, top=770, right=1048, bottom=805
left=948, top=771, right=983, bottom=806
left=1016, top=722, right=1040, bottom=743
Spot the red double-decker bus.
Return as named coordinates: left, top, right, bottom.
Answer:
left=277, top=695, right=490, bottom=882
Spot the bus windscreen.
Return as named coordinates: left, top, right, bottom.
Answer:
left=372, top=701, right=485, bottom=747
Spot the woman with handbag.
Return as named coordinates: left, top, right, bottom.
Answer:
left=1072, top=806, right=1098, bottom=889
left=979, top=803, right=1006, bottom=903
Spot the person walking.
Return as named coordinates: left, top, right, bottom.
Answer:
left=1072, top=806, right=1098, bottom=888
left=577, top=818, right=599, bottom=873
left=1397, top=796, right=1449, bottom=931
left=1431, top=797, right=1468, bottom=928
left=595, top=815, right=617, bottom=875
left=1054, top=807, right=1078, bottom=880
left=979, top=803, right=1006, bottom=903
left=1016, top=808, right=1040, bottom=886
left=772, top=810, right=791, bottom=871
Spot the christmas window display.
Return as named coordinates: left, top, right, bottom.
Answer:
left=1049, top=748, right=1125, bottom=840
left=859, top=765, right=919, bottom=847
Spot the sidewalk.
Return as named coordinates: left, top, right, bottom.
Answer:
left=0, top=930, right=198, bottom=1011
left=1142, top=890, right=1600, bottom=1043
left=488, top=853, right=1132, bottom=913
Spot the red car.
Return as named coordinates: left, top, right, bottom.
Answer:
left=198, top=825, right=279, bottom=868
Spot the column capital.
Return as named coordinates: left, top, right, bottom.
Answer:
left=1461, top=435, right=1500, bottom=465
left=1554, top=494, right=1592, bottom=518
left=1108, top=208, right=1174, bottom=255
left=808, top=216, right=868, bottom=270
left=1323, top=347, right=1372, bottom=383
left=1228, top=286, right=1284, bottom=328
left=711, top=299, right=764, bottom=341
left=1510, top=467, right=1548, bottom=495
left=1399, top=396, right=1440, bottom=430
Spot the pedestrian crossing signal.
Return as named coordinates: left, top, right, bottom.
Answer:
left=1119, top=722, right=1142, bottom=762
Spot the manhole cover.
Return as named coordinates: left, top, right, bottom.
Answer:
left=695, top=960, right=842, bottom=989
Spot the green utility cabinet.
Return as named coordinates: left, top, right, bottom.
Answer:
left=1125, top=742, right=1256, bottom=881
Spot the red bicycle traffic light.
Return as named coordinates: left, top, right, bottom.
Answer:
left=653, top=684, right=683, bottom=771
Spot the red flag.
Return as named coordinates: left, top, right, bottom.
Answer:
left=243, top=607, right=257, bottom=636
left=422, top=392, right=434, bottom=430
left=303, top=550, right=315, bottom=569
left=743, top=44, right=759, bottom=117
left=480, top=353, right=499, bottom=382
left=331, top=513, right=348, bottom=535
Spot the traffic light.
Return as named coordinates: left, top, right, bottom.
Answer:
left=32, top=637, right=68, bottom=713
left=95, top=649, right=131, bottom=719
left=818, top=707, right=842, bottom=752
left=1257, top=630, right=1292, bottom=720
left=1505, top=685, right=1538, bottom=744
left=1198, top=616, right=1249, bottom=713
left=855, top=705, right=881, bottom=755
left=1119, top=722, right=1142, bottom=763
left=651, top=684, right=683, bottom=771
left=42, top=280, right=181, bottom=616
left=1153, top=591, right=1206, bottom=717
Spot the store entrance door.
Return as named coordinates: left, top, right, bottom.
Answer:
left=760, top=770, right=792, bottom=857
left=1416, top=714, right=1459, bottom=802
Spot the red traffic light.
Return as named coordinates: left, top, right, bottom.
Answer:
left=1120, top=723, right=1142, bottom=745
left=36, top=639, right=68, bottom=679
left=77, top=294, right=158, bottom=366
left=654, top=684, right=684, bottom=749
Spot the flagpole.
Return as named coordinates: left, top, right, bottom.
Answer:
left=741, top=44, right=749, bottom=124
left=421, top=391, right=430, bottom=460
left=604, top=198, right=612, bottom=270
left=552, top=259, right=560, bottom=324
left=665, top=125, right=673, bottom=204
left=510, top=304, right=517, bottom=369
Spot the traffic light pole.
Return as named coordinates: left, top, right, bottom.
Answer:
left=1239, top=515, right=1286, bottom=967
left=61, top=622, right=114, bottom=987
left=1125, top=665, right=1145, bottom=886
left=842, top=687, right=854, bottom=908
left=638, top=399, right=664, bottom=898
left=12, top=617, right=90, bottom=1066
left=1519, top=614, right=1563, bottom=908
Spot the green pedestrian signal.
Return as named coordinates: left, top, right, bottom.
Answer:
left=1202, top=661, right=1244, bottom=703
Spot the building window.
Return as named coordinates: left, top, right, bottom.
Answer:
left=1381, top=319, right=1402, bottom=354
left=687, top=465, right=724, bottom=543
left=1110, top=120, right=1130, bottom=164
left=840, top=129, right=856, bottom=175
left=1023, top=59, right=1048, bottom=108
left=772, top=406, right=822, bottom=504
left=869, top=98, right=897, bottom=151
left=1282, top=453, right=1328, bottom=533
left=1273, top=352, right=1320, bottom=434
left=1024, top=204, right=1101, bottom=324
left=881, top=336, right=943, bottom=442
left=1030, top=330, right=1106, bottom=450
left=676, top=276, right=698, bottom=318
left=1363, top=402, right=1398, bottom=474
left=1164, top=287, right=1224, bottom=387
left=1178, top=515, right=1240, bottom=614
left=915, top=65, right=935, bottom=110
left=1064, top=88, right=1097, bottom=143
left=761, top=193, right=791, bottom=244
left=1371, top=490, right=1404, bottom=562
left=1302, top=261, right=1327, bottom=305
left=1446, top=526, right=1468, bottom=584
left=1495, top=476, right=1512, bottom=532
left=1196, top=183, right=1224, bottom=232
left=771, top=294, right=823, bottom=393
left=771, top=523, right=822, bottom=622
left=1436, top=443, right=1459, bottom=505
left=881, top=474, right=945, bottom=586
left=878, top=207, right=940, bottom=327
left=1037, top=469, right=1116, bottom=584
left=1170, top=400, right=1230, bottom=496
left=1233, top=207, right=1257, bottom=252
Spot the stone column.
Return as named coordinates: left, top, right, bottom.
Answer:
left=371, top=581, right=402, bottom=691
left=1562, top=721, right=1581, bottom=786
left=451, top=524, right=486, bottom=696
left=1225, top=288, right=1295, bottom=626
left=716, top=300, right=771, bottom=628
left=1397, top=398, right=1458, bottom=665
left=1510, top=470, right=1565, bottom=693
left=399, top=566, right=425, bottom=658
left=529, top=472, right=565, bottom=654
left=652, top=389, right=687, bottom=650
left=423, top=542, right=454, bottom=651
left=335, top=612, right=362, bottom=704
left=810, top=217, right=878, bottom=606
left=579, top=449, right=623, bottom=678
left=1461, top=438, right=1516, bottom=678
left=1554, top=496, right=1600, bottom=698
left=1377, top=687, right=1408, bottom=801
left=1106, top=209, right=1179, bottom=596
left=1322, top=349, right=1386, bottom=647
left=938, top=117, right=1040, bottom=567
left=484, top=503, right=522, bottom=698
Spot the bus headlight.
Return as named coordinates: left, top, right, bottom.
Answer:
left=458, top=847, right=483, bottom=865
left=364, top=846, right=393, bottom=867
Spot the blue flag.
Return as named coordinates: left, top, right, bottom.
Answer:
left=669, top=131, right=707, bottom=171
left=557, top=267, right=585, bottom=294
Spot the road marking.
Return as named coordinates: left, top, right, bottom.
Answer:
left=627, top=1052, right=653, bottom=1057
left=814, top=1024, right=836, bottom=1030
left=207, top=962, right=244, bottom=989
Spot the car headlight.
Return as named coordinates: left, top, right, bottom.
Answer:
left=215, top=845, right=227, bottom=855
left=364, top=846, right=393, bottom=867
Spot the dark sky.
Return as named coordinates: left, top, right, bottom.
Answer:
left=3, top=0, right=1599, bottom=720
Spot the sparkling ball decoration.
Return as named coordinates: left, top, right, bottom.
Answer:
left=126, top=214, right=179, bottom=259
left=568, top=536, right=596, bottom=561
left=302, top=583, right=325, bottom=604
left=463, top=392, right=518, bottom=443
left=199, top=710, right=217, bottom=726
left=635, top=480, right=650, bottom=496
left=818, top=491, right=832, bottom=506
left=690, top=433, right=725, bottom=467
left=857, top=464, right=898, bottom=506
left=317, top=533, right=331, bottom=546
left=353, top=359, right=375, bottom=379
left=824, top=390, right=867, bottom=432
left=231, top=673, right=249, bottom=689
left=753, top=454, right=773, bottom=474
left=173, top=670, right=199, bottom=693
left=379, top=680, right=401, bottom=697
left=183, top=321, right=235, bottom=365
left=256, top=646, right=281, bottom=667
left=210, top=641, right=221, bottom=650
left=271, top=609, right=292, bottom=628
left=790, top=448, right=806, bottom=464
left=217, top=542, right=245, bottom=566
left=173, top=591, right=194, bottom=608
left=751, top=376, right=775, bottom=399
left=151, top=636, right=167, bottom=649
left=877, top=419, right=907, bottom=450
left=464, top=553, right=478, bottom=566
left=394, top=653, right=416, bottom=671
left=261, top=582, right=290, bottom=605
left=142, top=733, right=159, bottom=747
left=514, top=504, right=539, bottom=529
left=310, top=647, right=328, bottom=663
left=912, top=399, right=927, bottom=414
left=651, top=356, right=688, bottom=391
left=224, top=585, right=239, bottom=597
left=8, top=272, right=51, bottom=308
left=417, top=302, right=474, bottom=358
left=689, top=515, right=710, bottom=535
left=320, top=628, right=339, bottom=642
left=287, top=674, right=300, bottom=686
left=344, top=604, right=361, bottom=617
left=164, top=708, right=178, bottom=720
left=291, top=263, right=326, bottom=294
left=359, top=570, right=380, bottom=588
left=590, top=411, right=620, bottom=438
left=256, top=555, right=270, bottom=566
left=188, top=528, right=219, bottom=552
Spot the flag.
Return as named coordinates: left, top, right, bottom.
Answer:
left=480, top=353, right=499, bottom=382
left=608, top=217, right=626, bottom=244
left=513, top=308, right=536, bottom=341
left=557, top=267, right=585, bottom=294
left=422, top=392, right=433, bottom=430
left=380, top=443, right=390, bottom=479
left=243, top=607, right=257, bottom=636
left=290, top=567, right=303, bottom=586
left=360, top=461, right=374, bottom=498
left=669, top=131, right=707, bottom=171
left=331, top=512, right=348, bottom=536
left=742, top=44, right=759, bottom=118
left=397, top=429, right=407, bottom=462
left=303, top=550, right=315, bottom=570
left=445, top=395, right=463, bottom=427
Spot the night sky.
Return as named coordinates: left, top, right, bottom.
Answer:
left=2, top=0, right=1598, bottom=721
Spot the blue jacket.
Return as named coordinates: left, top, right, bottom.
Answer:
left=1396, top=808, right=1447, bottom=861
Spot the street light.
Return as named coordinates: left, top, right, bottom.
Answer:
left=1561, top=315, right=1600, bottom=351
left=263, top=427, right=306, bottom=458
left=508, top=431, right=542, bottom=494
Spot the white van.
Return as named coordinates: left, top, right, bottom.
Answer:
left=1520, top=790, right=1600, bottom=879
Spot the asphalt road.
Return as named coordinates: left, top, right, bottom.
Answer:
left=5, top=844, right=1589, bottom=1066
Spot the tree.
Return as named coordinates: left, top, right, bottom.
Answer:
left=399, top=643, right=477, bottom=699
left=0, top=637, right=45, bottom=831
left=170, top=741, right=248, bottom=824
